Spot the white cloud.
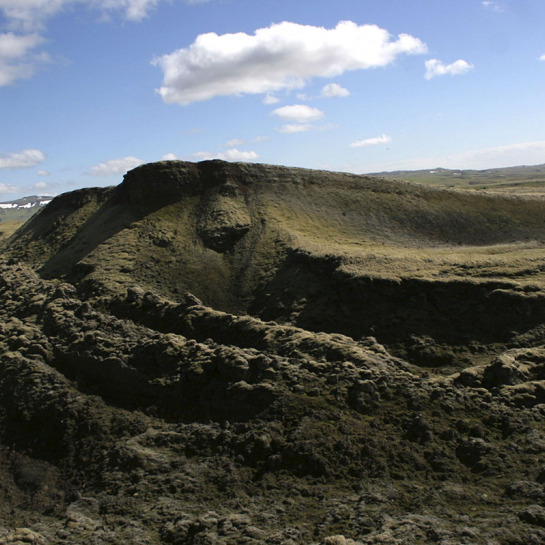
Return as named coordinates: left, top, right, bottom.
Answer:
left=0, top=1, right=212, bottom=85
left=215, top=149, right=258, bottom=162
left=153, top=20, right=427, bottom=105
left=0, top=148, right=46, bottom=169
left=0, top=183, right=19, bottom=195
left=272, top=104, right=324, bottom=123
left=425, top=58, right=473, bottom=80
left=161, top=153, right=179, bottom=160
left=278, top=123, right=315, bottom=134
left=37, top=169, right=50, bottom=176
left=539, top=54, right=545, bottom=62
left=0, top=32, right=43, bottom=58
left=0, top=32, right=48, bottom=85
left=0, top=0, right=67, bottom=30
left=192, top=149, right=258, bottom=162
left=89, top=156, right=144, bottom=176
left=482, top=1, right=504, bottom=12
left=225, top=136, right=268, bottom=146
left=0, top=0, right=207, bottom=29
left=224, top=138, right=245, bottom=147
left=322, top=83, right=350, bottom=98
left=263, top=93, right=280, bottom=105
left=350, top=134, right=392, bottom=148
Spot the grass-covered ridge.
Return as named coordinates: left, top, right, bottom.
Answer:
left=4, top=159, right=545, bottom=364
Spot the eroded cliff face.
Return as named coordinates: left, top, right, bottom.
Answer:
left=2, top=160, right=545, bottom=543
left=249, top=248, right=545, bottom=366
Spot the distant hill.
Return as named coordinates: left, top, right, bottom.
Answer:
left=0, top=195, right=54, bottom=241
left=0, top=195, right=53, bottom=221
left=371, top=163, right=545, bottom=194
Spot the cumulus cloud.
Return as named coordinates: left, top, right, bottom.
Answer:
left=153, top=20, right=427, bottom=105
left=322, top=83, right=350, bottom=98
left=0, top=32, right=48, bottom=85
left=482, top=1, right=504, bottom=12
left=278, top=124, right=315, bottom=134
left=37, top=169, right=50, bottom=176
left=0, top=148, right=46, bottom=169
left=161, top=153, right=179, bottom=160
left=539, top=54, right=545, bottom=62
left=89, top=156, right=144, bottom=176
left=192, top=149, right=258, bottom=162
left=425, top=58, right=473, bottom=80
left=0, top=0, right=207, bottom=29
left=350, top=134, right=392, bottom=148
left=0, top=183, right=19, bottom=195
left=263, top=93, right=280, bottom=105
left=272, top=104, right=324, bottom=123
left=224, top=138, right=245, bottom=147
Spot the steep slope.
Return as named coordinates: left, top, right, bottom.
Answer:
left=5, top=159, right=545, bottom=364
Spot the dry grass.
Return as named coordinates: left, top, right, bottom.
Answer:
left=0, top=220, right=25, bottom=242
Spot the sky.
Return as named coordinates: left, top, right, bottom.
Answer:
left=1, top=0, right=545, bottom=199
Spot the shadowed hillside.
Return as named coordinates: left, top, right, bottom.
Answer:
left=2, top=161, right=545, bottom=544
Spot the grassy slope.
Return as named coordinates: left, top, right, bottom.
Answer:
left=0, top=220, right=25, bottom=242
left=0, top=207, right=42, bottom=242
left=0, top=207, right=41, bottom=224
left=6, top=162, right=545, bottom=290
left=4, top=160, right=545, bottom=363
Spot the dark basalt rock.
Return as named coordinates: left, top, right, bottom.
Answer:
left=0, top=258, right=544, bottom=543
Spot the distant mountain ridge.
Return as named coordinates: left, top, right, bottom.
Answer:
left=0, top=195, right=53, bottom=210
left=0, top=195, right=54, bottom=230
left=371, top=163, right=545, bottom=193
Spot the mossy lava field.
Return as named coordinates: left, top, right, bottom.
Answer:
left=2, top=160, right=545, bottom=544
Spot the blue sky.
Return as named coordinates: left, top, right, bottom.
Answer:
left=1, top=0, right=544, bottom=199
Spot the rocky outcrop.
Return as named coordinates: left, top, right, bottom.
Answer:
left=196, top=180, right=252, bottom=252
left=1, top=258, right=545, bottom=543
